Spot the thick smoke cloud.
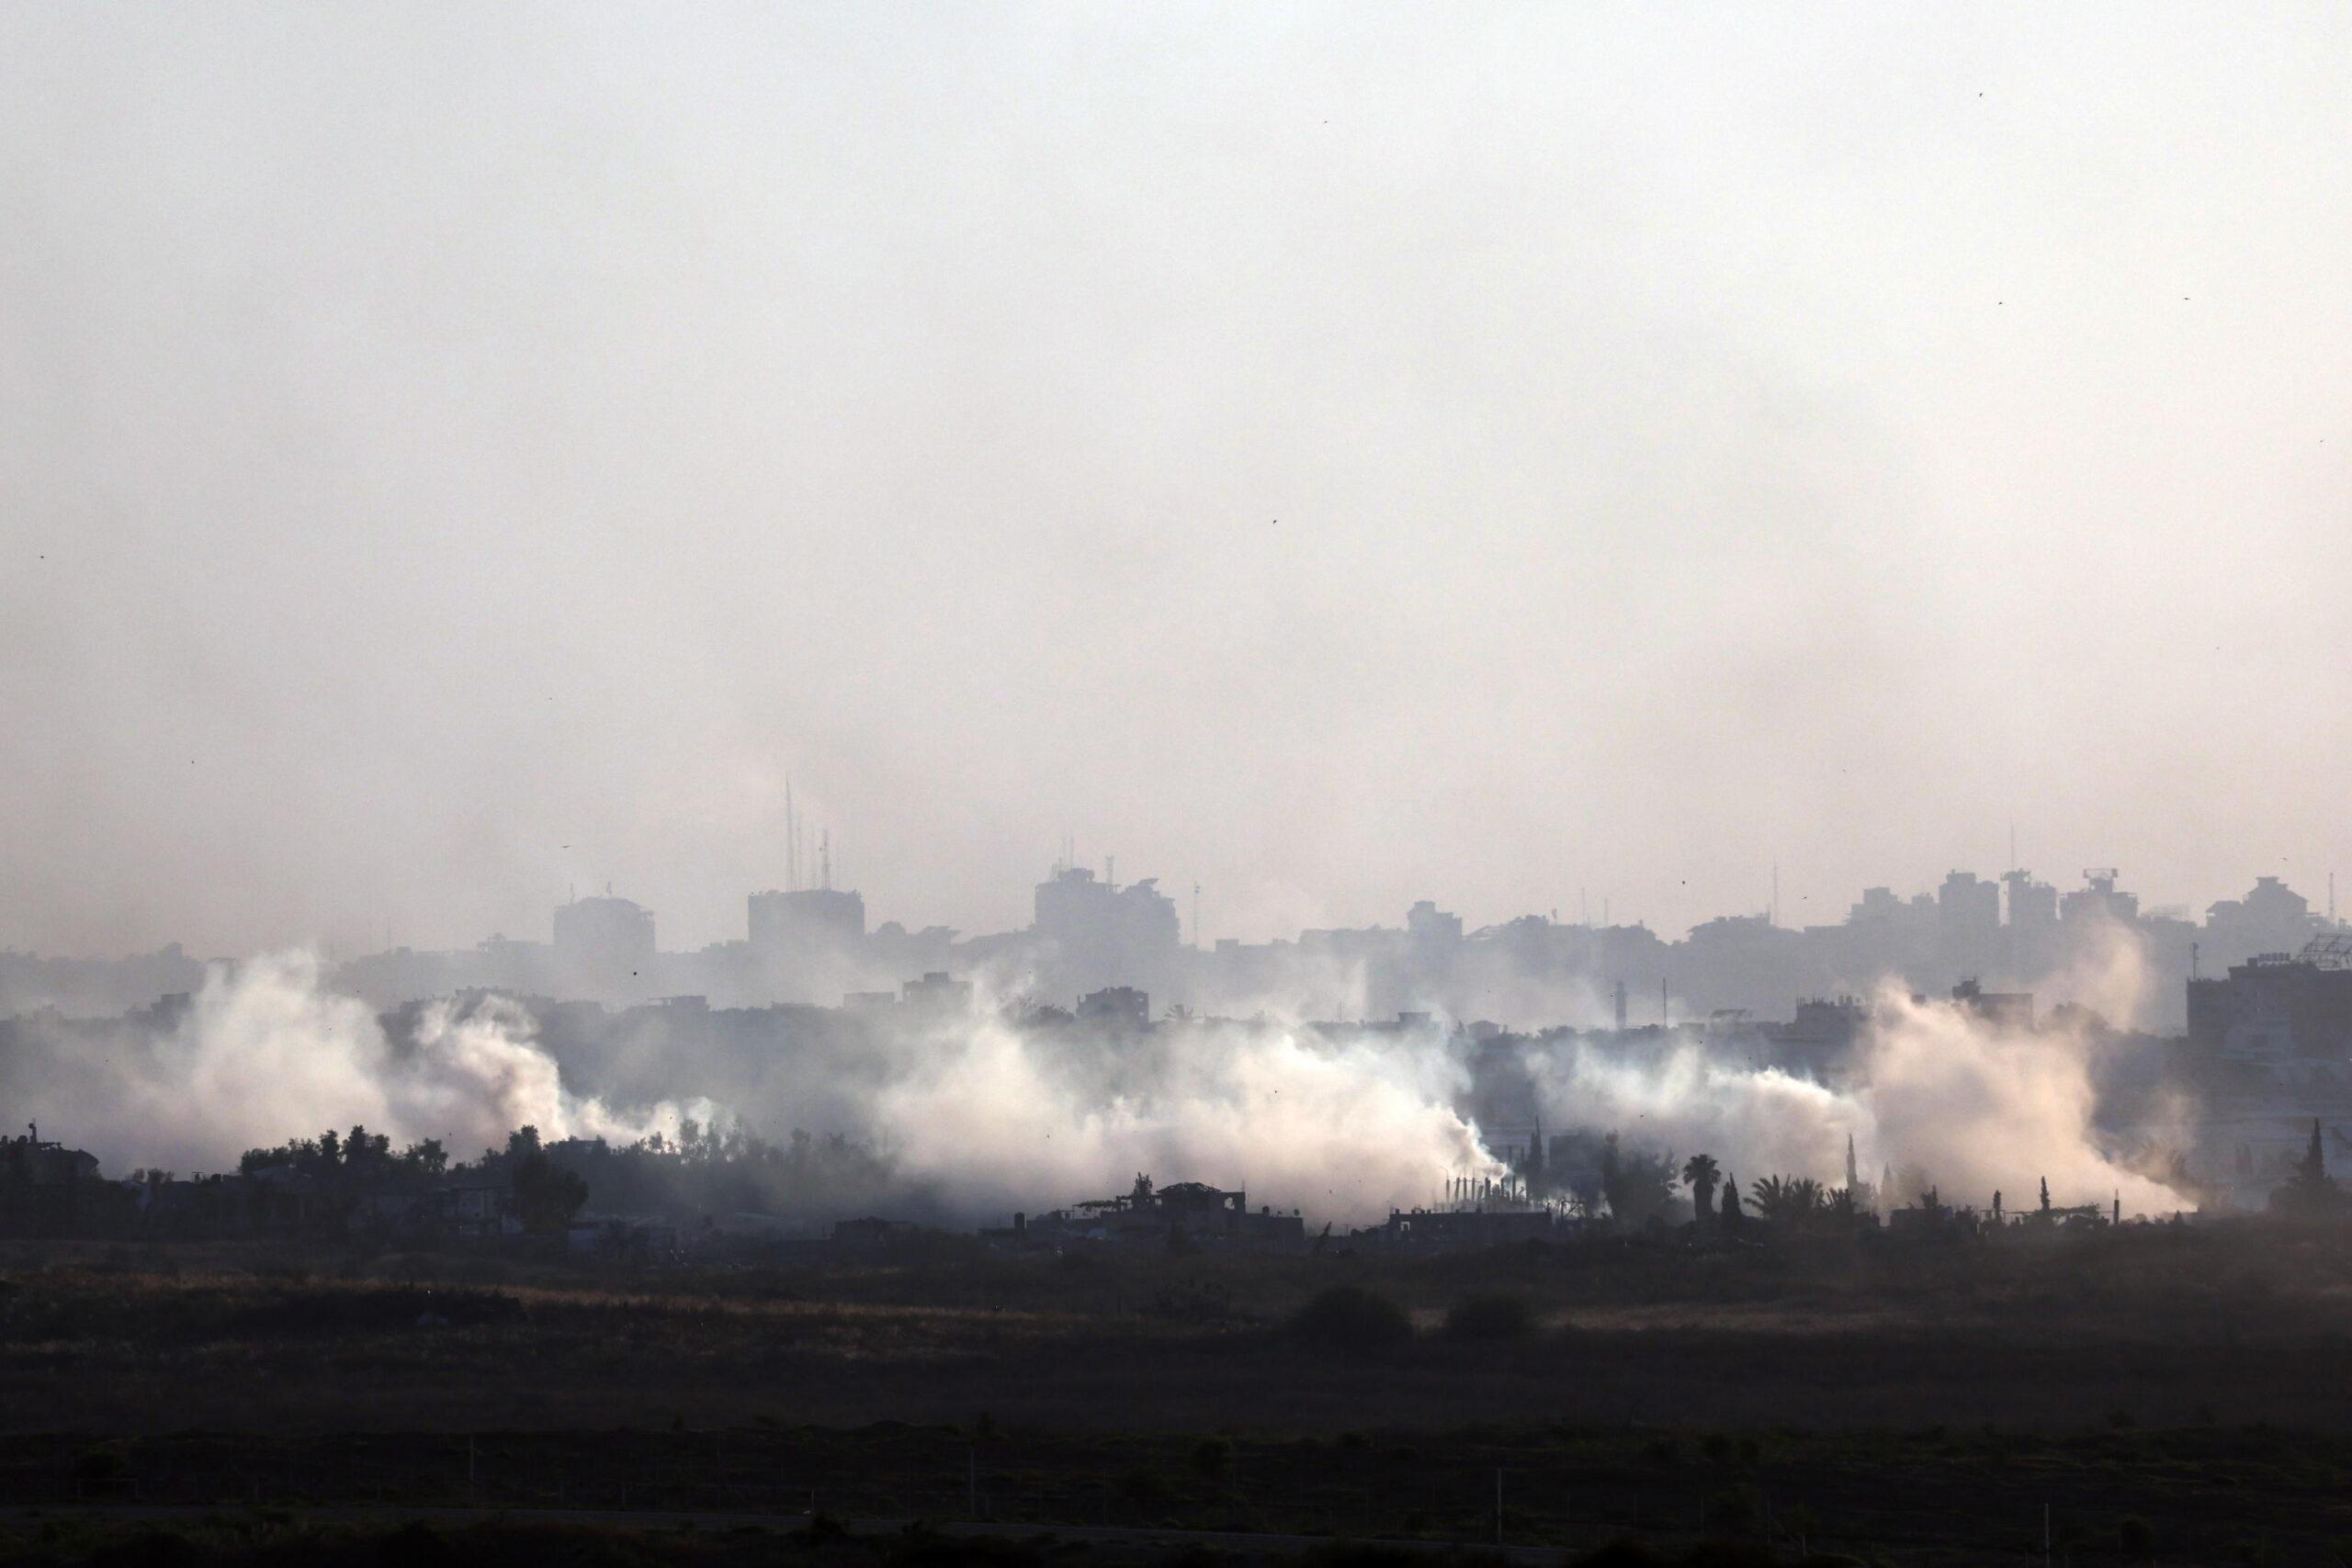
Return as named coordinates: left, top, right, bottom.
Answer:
left=1526, top=930, right=2188, bottom=1215
left=4, top=953, right=1504, bottom=1222
left=871, top=1005, right=1498, bottom=1222
left=4, top=933, right=2192, bottom=1225
left=4, top=953, right=701, bottom=1176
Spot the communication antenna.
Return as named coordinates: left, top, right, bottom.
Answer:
left=785, top=780, right=801, bottom=892
left=1771, top=862, right=1780, bottom=927
left=820, top=829, right=831, bottom=892
left=1192, top=881, right=1201, bottom=948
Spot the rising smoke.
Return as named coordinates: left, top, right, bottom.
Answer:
left=1, top=952, right=704, bottom=1177
left=1, top=931, right=2193, bottom=1223
left=1523, top=924, right=2190, bottom=1215
left=870, top=998, right=1498, bottom=1221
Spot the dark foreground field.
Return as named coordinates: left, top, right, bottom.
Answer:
left=6, top=1224, right=2352, bottom=1564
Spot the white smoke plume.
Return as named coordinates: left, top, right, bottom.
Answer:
left=4, top=953, right=1501, bottom=1221
left=7, top=952, right=704, bottom=1175
left=871, top=1007, right=1500, bottom=1223
left=5, top=932, right=2195, bottom=1226
left=1525, top=927, right=2189, bottom=1215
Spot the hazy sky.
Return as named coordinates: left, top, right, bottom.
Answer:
left=5, top=5, right=2349, bottom=958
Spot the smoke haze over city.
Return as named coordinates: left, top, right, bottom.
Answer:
left=17, top=21, right=2352, bottom=1555
left=6, top=6, right=2352, bottom=964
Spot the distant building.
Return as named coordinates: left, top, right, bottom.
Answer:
left=1951, top=977, right=2033, bottom=1030
left=1781, top=996, right=1865, bottom=1047
left=1077, top=986, right=1149, bottom=1030
left=1035, top=865, right=1179, bottom=942
left=747, top=887, right=866, bottom=950
left=2062, top=869, right=2138, bottom=926
left=1031, top=863, right=1182, bottom=997
left=1374, top=1205, right=1560, bottom=1252
left=1848, top=886, right=1930, bottom=927
left=1406, top=899, right=1464, bottom=947
left=2003, top=869, right=2059, bottom=926
left=2204, top=876, right=2323, bottom=958
left=552, top=895, right=655, bottom=990
left=2188, top=936, right=2352, bottom=1059
left=1939, top=872, right=2000, bottom=933
left=900, top=971, right=974, bottom=1014
left=1021, top=1175, right=1302, bottom=1252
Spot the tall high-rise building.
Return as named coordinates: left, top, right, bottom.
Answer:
left=552, top=895, right=656, bottom=992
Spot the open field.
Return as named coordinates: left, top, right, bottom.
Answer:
left=6, top=1226, right=2352, bottom=1562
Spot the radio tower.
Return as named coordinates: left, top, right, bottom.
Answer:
left=785, top=781, right=799, bottom=892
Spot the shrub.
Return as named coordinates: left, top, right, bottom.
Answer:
left=1442, top=1292, right=1533, bottom=1343
left=379, top=1521, right=456, bottom=1568
left=72, top=1447, right=129, bottom=1483
left=86, top=1529, right=202, bottom=1568
left=1295, top=1545, right=1424, bottom=1568
left=1569, top=1540, right=1670, bottom=1568
left=1287, top=1286, right=1414, bottom=1355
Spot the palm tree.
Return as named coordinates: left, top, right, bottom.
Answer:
left=1751, top=1174, right=1827, bottom=1228
left=1681, top=1154, right=1721, bottom=1226
left=1786, top=1177, right=1825, bottom=1220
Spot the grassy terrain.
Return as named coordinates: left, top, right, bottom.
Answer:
left=4, top=1225, right=2352, bottom=1562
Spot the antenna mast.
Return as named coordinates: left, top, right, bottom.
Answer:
left=786, top=780, right=799, bottom=893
